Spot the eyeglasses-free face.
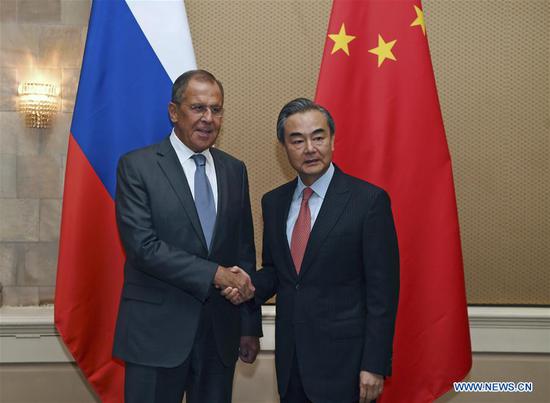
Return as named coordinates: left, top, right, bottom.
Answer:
left=282, top=109, right=335, bottom=186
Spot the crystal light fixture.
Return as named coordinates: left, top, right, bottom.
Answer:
left=18, top=82, right=60, bottom=128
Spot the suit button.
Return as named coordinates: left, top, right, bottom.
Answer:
left=295, top=283, right=300, bottom=290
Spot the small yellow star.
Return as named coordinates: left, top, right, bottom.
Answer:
left=410, top=5, right=426, bottom=35
left=328, top=23, right=356, bottom=56
left=368, top=34, right=397, bottom=67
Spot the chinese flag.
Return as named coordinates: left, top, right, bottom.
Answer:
left=315, top=1, right=472, bottom=401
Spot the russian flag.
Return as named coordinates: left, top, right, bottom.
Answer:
left=54, top=1, right=196, bottom=401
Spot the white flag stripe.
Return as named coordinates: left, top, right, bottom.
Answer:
left=126, top=0, right=197, bottom=82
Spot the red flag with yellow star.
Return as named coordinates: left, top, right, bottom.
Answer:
left=315, top=1, right=471, bottom=401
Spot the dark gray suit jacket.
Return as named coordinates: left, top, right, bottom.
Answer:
left=113, top=136, right=261, bottom=368
left=254, top=166, right=399, bottom=403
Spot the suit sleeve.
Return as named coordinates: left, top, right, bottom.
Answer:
left=361, top=189, right=400, bottom=375
left=251, top=194, right=279, bottom=305
left=237, top=163, right=263, bottom=336
left=115, top=155, right=218, bottom=302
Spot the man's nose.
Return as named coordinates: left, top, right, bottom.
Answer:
left=200, top=108, right=213, bottom=122
left=304, top=138, right=315, bottom=153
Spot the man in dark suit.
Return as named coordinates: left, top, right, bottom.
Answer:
left=113, top=70, right=261, bottom=403
left=224, top=98, right=399, bottom=403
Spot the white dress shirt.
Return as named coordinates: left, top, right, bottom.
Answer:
left=169, top=130, right=218, bottom=211
left=286, top=163, right=335, bottom=245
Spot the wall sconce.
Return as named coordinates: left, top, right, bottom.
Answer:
left=18, top=82, right=60, bottom=128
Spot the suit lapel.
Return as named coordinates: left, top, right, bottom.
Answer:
left=209, top=148, right=226, bottom=254
left=276, top=180, right=298, bottom=278
left=156, top=137, right=208, bottom=252
left=299, top=169, right=350, bottom=278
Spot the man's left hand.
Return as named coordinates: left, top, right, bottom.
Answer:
left=239, top=336, right=260, bottom=364
left=221, top=286, right=253, bottom=305
left=359, top=370, right=384, bottom=402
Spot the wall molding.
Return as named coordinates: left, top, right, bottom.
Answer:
left=467, top=306, right=550, bottom=353
left=1, top=305, right=548, bottom=363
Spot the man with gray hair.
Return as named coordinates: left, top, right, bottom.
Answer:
left=225, top=98, right=399, bottom=403
left=113, top=70, right=261, bottom=403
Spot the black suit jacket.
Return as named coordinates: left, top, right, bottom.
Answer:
left=113, top=136, right=261, bottom=368
left=254, top=166, right=399, bottom=403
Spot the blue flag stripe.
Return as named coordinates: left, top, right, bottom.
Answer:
left=71, top=0, right=173, bottom=198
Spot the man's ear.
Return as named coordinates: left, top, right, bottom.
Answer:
left=168, top=102, right=178, bottom=123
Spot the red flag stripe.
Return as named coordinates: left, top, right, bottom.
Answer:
left=55, top=135, right=125, bottom=402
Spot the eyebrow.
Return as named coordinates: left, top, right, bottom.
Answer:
left=191, top=103, right=222, bottom=107
left=288, top=128, right=326, bottom=137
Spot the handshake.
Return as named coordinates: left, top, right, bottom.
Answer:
left=214, top=266, right=255, bottom=305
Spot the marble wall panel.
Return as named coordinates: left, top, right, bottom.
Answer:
left=0, top=153, right=17, bottom=198
left=16, top=154, right=61, bottom=198
left=39, top=199, right=61, bottom=241
left=0, top=67, right=18, bottom=111
left=0, top=23, right=40, bottom=67
left=0, top=243, right=18, bottom=286
left=22, top=242, right=58, bottom=286
left=1, top=285, right=39, bottom=305
left=0, top=199, right=39, bottom=241
left=39, top=25, right=85, bottom=68
left=18, top=0, right=61, bottom=24
left=0, top=0, right=17, bottom=23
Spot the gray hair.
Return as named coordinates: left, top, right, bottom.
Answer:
left=276, top=98, right=335, bottom=143
left=171, top=69, right=224, bottom=104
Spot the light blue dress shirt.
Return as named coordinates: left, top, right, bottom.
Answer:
left=170, top=130, right=218, bottom=211
left=286, top=163, right=335, bottom=245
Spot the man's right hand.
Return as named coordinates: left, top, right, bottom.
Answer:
left=359, top=370, right=384, bottom=402
left=213, top=266, right=255, bottom=300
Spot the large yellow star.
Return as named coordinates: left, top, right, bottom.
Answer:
left=328, top=23, right=356, bottom=56
left=410, top=5, right=426, bottom=35
left=368, top=34, right=397, bottom=67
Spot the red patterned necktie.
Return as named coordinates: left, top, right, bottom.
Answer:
left=290, top=187, right=314, bottom=273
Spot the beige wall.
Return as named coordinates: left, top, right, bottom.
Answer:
left=0, top=0, right=548, bottom=306
left=186, top=0, right=550, bottom=305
